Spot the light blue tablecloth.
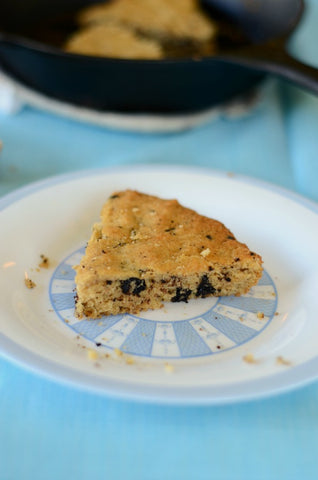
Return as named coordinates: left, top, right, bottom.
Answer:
left=1, top=1, right=318, bottom=479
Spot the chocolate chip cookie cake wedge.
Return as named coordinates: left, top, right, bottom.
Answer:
left=74, top=190, right=263, bottom=318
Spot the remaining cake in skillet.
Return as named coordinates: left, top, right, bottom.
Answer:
left=65, top=23, right=163, bottom=59
left=77, top=0, right=216, bottom=43
left=65, top=0, right=217, bottom=59
left=74, top=190, right=263, bottom=318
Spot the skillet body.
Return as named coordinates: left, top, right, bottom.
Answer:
left=0, top=0, right=300, bottom=113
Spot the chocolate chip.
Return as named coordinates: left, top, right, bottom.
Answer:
left=120, top=277, right=146, bottom=296
left=206, top=235, right=212, bottom=240
left=171, top=288, right=192, bottom=303
left=196, top=274, right=215, bottom=297
left=227, top=235, right=235, bottom=240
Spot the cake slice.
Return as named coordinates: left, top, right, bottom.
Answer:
left=74, top=190, right=263, bottom=318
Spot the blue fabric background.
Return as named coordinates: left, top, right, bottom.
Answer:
left=1, top=1, right=318, bottom=479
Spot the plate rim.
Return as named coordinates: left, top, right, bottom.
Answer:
left=1, top=164, right=318, bottom=216
left=1, top=163, right=318, bottom=405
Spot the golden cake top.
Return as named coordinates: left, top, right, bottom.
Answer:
left=75, top=190, right=262, bottom=283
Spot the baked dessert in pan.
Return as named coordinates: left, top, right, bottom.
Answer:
left=65, top=0, right=217, bottom=58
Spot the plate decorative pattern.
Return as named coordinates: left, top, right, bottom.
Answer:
left=49, top=247, right=277, bottom=359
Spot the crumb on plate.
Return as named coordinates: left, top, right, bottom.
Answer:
left=164, top=362, right=175, bottom=373
left=125, top=356, right=135, bottom=365
left=276, top=356, right=292, bottom=366
left=243, top=353, right=258, bottom=364
left=87, top=348, right=98, bottom=360
left=114, top=348, right=123, bottom=357
left=24, top=273, right=36, bottom=289
left=39, top=254, right=50, bottom=269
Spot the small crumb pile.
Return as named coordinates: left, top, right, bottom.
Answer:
left=24, top=276, right=36, bottom=289
left=39, top=254, right=50, bottom=269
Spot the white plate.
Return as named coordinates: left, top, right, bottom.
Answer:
left=1, top=165, right=318, bottom=405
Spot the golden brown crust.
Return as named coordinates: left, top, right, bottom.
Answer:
left=74, top=190, right=263, bottom=318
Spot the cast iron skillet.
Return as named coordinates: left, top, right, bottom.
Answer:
left=0, top=0, right=318, bottom=114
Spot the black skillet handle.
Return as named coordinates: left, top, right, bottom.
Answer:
left=219, top=42, right=318, bottom=95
